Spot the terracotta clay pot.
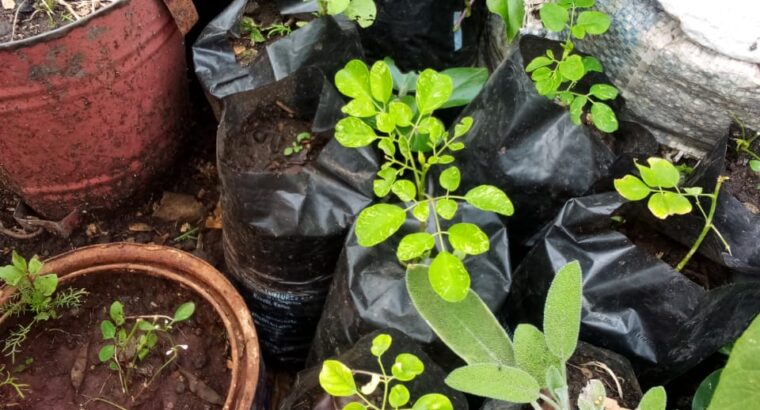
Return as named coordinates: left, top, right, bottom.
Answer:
left=0, top=243, right=260, bottom=409
left=0, top=0, right=189, bottom=220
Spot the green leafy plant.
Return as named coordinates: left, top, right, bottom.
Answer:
left=266, top=22, right=293, bottom=38
left=98, top=300, right=195, bottom=395
left=284, top=132, right=312, bottom=156
left=525, top=0, right=619, bottom=133
left=0, top=252, right=87, bottom=361
left=319, top=333, right=453, bottom=410
left=0, top=364, right=28, bottom=399
left=333, top=59, right=513, bottom=302
left=733, top=117, right=760, bottom=179
left=691, top=314, right=760, bottom=410
left=614, top=157, right=731, bottom=271
left=407, top=261, right=667, bottom=410
left=486, top=0, right=525, bottom=42
left=317, top=0, right=377, bottom=28
left=240, top=16, right=266, bottom=43
left=383, top=58, right=488, bottom=108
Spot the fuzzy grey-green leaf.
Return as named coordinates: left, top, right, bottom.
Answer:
left=544, top=260, right=583, bottom=361
left=446, top=364, right=540, bottom=403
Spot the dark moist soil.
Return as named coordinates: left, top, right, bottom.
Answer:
left=566, top=344, right=641, bottom=409
left=229, top=1, right=307, bottom=66
left=616, top=217, right=731, bottom=290
left=0, top=273, right=231, bottom=409
left=227, top=102, right=330, bottom=173
left=0, top=0, right=111, bottom=43
left=724, top=128, right=760, bottom=214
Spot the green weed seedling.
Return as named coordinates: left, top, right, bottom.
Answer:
left=0, top=364, right=28, bottom=399
left=733, top=118, right=760, bottom=181
left=240, top=18, right=293, bottom=44
left=319, top=333, right=453, bottom=410
left=525, top=0, right=619, bottom=133
left=98, top=301, right=195, bottom=394
left=407, top=261, right=667, bottom=410
left=0, top=252, right=87, bottom=362
left=317, top=0, right=377, bottom=28
left=614, top=157, right=731, bottom=272
left=284, top=132, right=311, bottom=156
left=332, top=59, right=513, bottom=303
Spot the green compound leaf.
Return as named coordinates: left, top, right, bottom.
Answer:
left=0, top=265, right=24, bottom=287
left=706, top=315, right=760, bottom=410
left=370, top=333, right=392, bottom=357
left=419, top=117, right=445, bottom=145
left=374, top=178, right=393, bottom=197
left=389, top=101, right=413, bottom=127
left=98, top=344, right=115, bottom=362
left=391, top=179, right=416, bottom=202
left=110, top=301, right=125, bottom=326
left=392, top=353, right=424, bottom=382
left=416, top=69, right=453, bottom=115
left=397, top=233, right=436, bottom=262
left=335, top=59, right=371, bottom=99
left=429, top=252, right=471, bottom=302
left=11, top=251, right=27, bottom=273
left=589, top=84, right=619, bottom=101
left=446, top=364, right=540, bottom=403
left=590, top=102, right=618, bottom=132
left=531, top=66, right=552, bottom=82
left=370, top=60, right=393, bottom=103
left=636, top=158, right=681, bottom=189
left=342, top=403, right=366, bottom=410
left=464, top=185, right=514, bottom=216
left=637, top=386, right=667, bottom=410
left=539, top=3, right=569, bottom=32
left=319, top=360, right=357, bottom=397
left=28, top=256, right=43, bottom=274
left=34, top=273, right=58, bottom=297
left=412, top=393, right=454, bottom=410
left=544, top=260, right=582, bottom=362
left=335, top=117, right=377, bottom=148
left=413, top=202, right=430, bottom=222
left=570, top=95, right=587, bottom=125
left=355, top=204, right=406, bottom=247
left=376, top=112, right=396, bottom=133
left=378, top=138, right=396, bottom=156
left=526, top=56, right=553, bottom=72
left=448, top=223, right=489, bottom=256
left=582, top=56, right=603, bottom=73
left=173, top=302, right=195, bottom=322
left=647, top=192, right=693, bottom=219
left=344, top=0, right=377, bottom=28
left=342, top=98, right=376, bottom=118
left=389, top=384, right=410, bottom=408
left=614, top=175, right=651, bottom=201
left=326, top=0, right=349, bottom=15
left=692, top=369, right=721, bottom=410
left=454, top=117, right=474, bottom=138
left=558, top=54, right=585, bottom=82
left=513, top=324, right=560, bottom=387
left=439, top=167, right=461, bottom=191
left=100, top=320, right=116, bottom=340
left=435, top=198, right=458, bottom=220
left=576, top=10, right=611, bottom=35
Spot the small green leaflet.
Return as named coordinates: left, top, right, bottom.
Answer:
left=319, top=360, right=357, bottom=396
left=355, top=204, right=406, bottom=247
left=464, top=185, right=514, bottom=216
left=429, top=252, right=471, bottom=302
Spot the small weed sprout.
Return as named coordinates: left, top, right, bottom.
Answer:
left=0, top=252, right=87, bottom=362
left=0, top=364, right=28, bottom=399
left=98, top=301, right=195, bottom=395
left=614, top=157, right=731, bottom=271
left=319, top=333, right=453, bottom=410
left=240, top=17, right=266, bottom=44
left=266, top=22, right=292, bottom=38
left=284, top=132, right=311, bottom=156
left=333, top=59, right=514, bottom=303
left=526, top=0, right=619, bottom=133
left=317, top=0, right=377, bottom=28
left=733, top=117, right=760, bottom=178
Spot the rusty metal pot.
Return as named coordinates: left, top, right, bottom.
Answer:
left=0, top=243, right=260, bottom=409
left=0, top=0, right=190, bottom=220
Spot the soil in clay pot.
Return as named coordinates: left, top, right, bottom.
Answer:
left=0, top=273, right=231, bottom=409
left=0, top=0, right=115, bottom=43
left=615, top=216, right=732, bottom=290
left=230, top=1, right=307, bottom=66
left=226, top=101, right=330, bottom=174
left=725, top=126, right=760, bottom=215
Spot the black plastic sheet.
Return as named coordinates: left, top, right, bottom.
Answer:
left=218, top=68, right=379, bottom=366
left=450, top=36, right=640, bottom=251
left=192, top=0, right=363, bottom=115
left=308, top=204, right=512, bottom=368
left=279, top=329, right=469, bottom=410
left=505, top=189, right=760, bottom=383
left=357, top=0, right=485, bottom=71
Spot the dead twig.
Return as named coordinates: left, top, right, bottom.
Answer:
left=10, top=0, right=27, bottom=41
left=0, top=222, right=43, bottom=240
left=56, top=0, right=80, bottom=20
left=275, top=100, right=296, bottom=116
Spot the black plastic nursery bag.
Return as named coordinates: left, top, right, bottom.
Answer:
left=505, top=191, right=760, bottom=382
left=308, top=204, right=512, bottom=367
left=193, top=0, right=363, bottom=115
left=217, top=68, right=379, bottom=366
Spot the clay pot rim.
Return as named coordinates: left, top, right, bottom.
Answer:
left=0, top=0, right=127, bottom=50
left=0, top=242, right=260, bottom=410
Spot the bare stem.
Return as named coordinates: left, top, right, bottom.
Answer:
left=676, top=177, right=727, bottom=272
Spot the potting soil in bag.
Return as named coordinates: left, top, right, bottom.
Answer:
left=308, top=204, right=511, bottom=367
left=358, top=0, right=485, bottom=71
left=192, top=0, right=363, bottom=116
left=279, top=328, right=468, bottom=409
left=218, top=68, right=379, bottom=366
left=505, top=190, right=760, bottom=382
left=451, top=35, right=660, bottom=250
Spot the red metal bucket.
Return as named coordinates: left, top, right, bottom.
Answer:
left=0, top=0, right=189, bottom=220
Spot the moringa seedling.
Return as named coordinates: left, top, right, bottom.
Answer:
left=0, top=252, right=87, bottom=362
left=317, top=0, right=377, bottom=28
left=614, top=157, right=731, bottom=272
left=333, top=59, right=514, bottom=303
left=284, top=132, right=311, bottom=156
left=319, top=333, right=453, bottom=410
left=98, top=300, right=195, bottom=395
left=407, top=261, right=667, bottom=410
left=525, top=0, right=619, bottom=133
